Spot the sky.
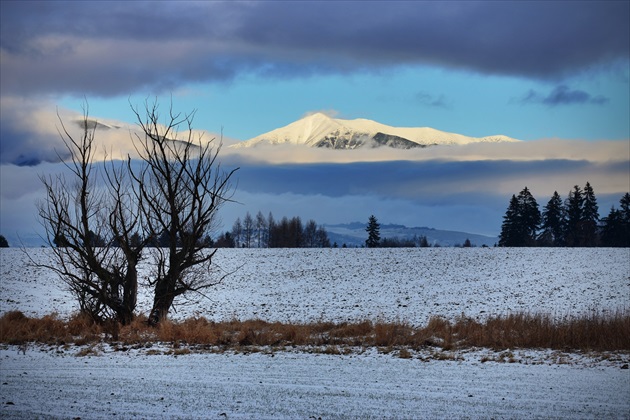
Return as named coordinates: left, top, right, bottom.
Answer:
left=1, top=1, right=629, bottom=246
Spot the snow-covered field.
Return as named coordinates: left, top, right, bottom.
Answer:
left=1, top=248, right=629, bottom=419
left=2, top=248, right=628, bottom=323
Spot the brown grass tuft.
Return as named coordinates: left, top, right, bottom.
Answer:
left=1, top=310, right=628, bottom=353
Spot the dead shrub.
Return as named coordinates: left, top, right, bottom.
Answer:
left=173, top=347, right=191, bottom=356
left=0, top=311, right=628, bottom=352
left=236, top=320, right=283, bottom=346
left=75, top=345, right=100, bottom=357
left=322, top=345, right=342, bottom=355
left=275, top=321, right=305, bottom=345
left=119, top=314, right=155, bottom=344
left=398, top=348, right=413, bottom=359
left=67, top=312, right=102, bottom=340
left=329, top=321, right=373, bottom=346
left=27, top=313, right=69, bottom=344
left=1, top=310, right=28, bottom=322
left=374, top=321, right=412, bottom=347
left=0, top=311, right=28, bottom=344
left=157, top=319, right=177, bottom=342
left=414, top=316, right=453, bottom=348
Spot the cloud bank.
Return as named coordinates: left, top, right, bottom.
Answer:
left=3, top=129, right=627, bottom=245
left=4, top=99, right=627, bottom=169
left=2, top=1, right=628, bottom=97
left=0, top=98, right=229, bottom=166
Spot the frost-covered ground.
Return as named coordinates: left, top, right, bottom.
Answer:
left=1, top=248, right=629, bottom=419
left=2, top=248, right=628, bottom=323
left=2, top=346, right=628, bottom=419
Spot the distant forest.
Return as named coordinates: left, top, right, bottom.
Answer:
left=215, top=212, right=331, bottom=248
left=216, top=212, right=446, bottom=249
left=499, top=183, right=629, bottom=247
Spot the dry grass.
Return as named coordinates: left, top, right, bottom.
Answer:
left=0, top=311, right=73, bottom=345
left=1, top=310, right=629, bottom=352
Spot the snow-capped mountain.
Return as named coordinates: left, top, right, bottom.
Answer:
left=231, top=113, right=519, bottom=150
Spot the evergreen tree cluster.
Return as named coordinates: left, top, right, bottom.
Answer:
left=217, top=211, right=331, bottom=248
left=499, top=183, right=629, bottom=247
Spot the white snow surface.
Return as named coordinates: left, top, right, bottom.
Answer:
left=1, top=247, right=629, bottom=419
left=2, top=248, right=627, bottom=323
left=231, top=112, right=519, bottom=148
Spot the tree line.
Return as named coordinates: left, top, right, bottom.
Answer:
left=499, top=183, right=630, bottom=247
left=213, top=212, right=331, bottom=248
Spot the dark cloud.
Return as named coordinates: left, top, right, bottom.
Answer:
left=2, top=142, right=627, bottom=245
left=1, top=1, right=628, bottom=97
left=231, top=159, right=620, bottom=201
left=415, top=92, right=450, bottom=109
left=0, top=124, right=65, bottom=166
left=215, top=157, right=627, bottom=237
left=520, top=85, right=610, bottom=106
left=0, top=99, right=67, bottom=165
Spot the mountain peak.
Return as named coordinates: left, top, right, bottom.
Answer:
left=302, top=112, right=335, bottom=121
left=230, top=115, right=520, bottom=149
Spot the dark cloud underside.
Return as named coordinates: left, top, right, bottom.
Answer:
left=1, top=1, right=628, bottom=96
left=232, top=159, right=621, bottom=200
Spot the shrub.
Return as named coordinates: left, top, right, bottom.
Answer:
left=1, top=311, right=628, bottom=352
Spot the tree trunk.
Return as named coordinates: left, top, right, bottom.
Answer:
left=119, top=265, right=138, bottom=325
left=148, top=283, right=175, bottom=326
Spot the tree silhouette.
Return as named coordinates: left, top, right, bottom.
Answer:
left=581, top=182, right=599, bottom=246
left=37, top=100, right=238, bottom=326
left=365, top=215, right=381, bottom=248
left=539, top=191, right=565, bottom=246
left=564, top=185, right=583, bottom=247
left=129, top=100, right=238, bottom=326
left=499, top=187, right=540, bottom=247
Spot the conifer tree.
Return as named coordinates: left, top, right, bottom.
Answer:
left=518, top=187, right=541, bottom=245
left=564, top=185, right=583, bottom=247
left=602, top=193, right=630, bottom=247
left=618, top=192, right=630, bottom=245
left=600, top=207, right=625, bottom=247
left=581, top=182, right=599, bottom=246
left=365, top=215, right=381, bottom=248
left=539, top=191, right=565, bottom=246
left=499, top=187, right=540, bottom=247
left=499, top=195, right=522, bottom=246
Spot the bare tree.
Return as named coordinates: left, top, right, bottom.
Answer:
left=255, top=211, right=267, bottom=248
left=37, top=105, right=145, bottom=325
left=37, top=100, right=237, bottom=327
left=129, top=100, right=238, bottom=326
left=231, top=218, right=242, bottom=248
left=304, top=219, right=318, bottom=248
left=242, top=212, right=254, bottom=248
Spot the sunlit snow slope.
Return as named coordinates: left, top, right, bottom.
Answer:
left=231, top=113, right=520, bottom=149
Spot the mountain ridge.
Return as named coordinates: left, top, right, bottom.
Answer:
left=231, top=113, right=519, bottom=150
left=324, top=222, right=498, bottom=247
